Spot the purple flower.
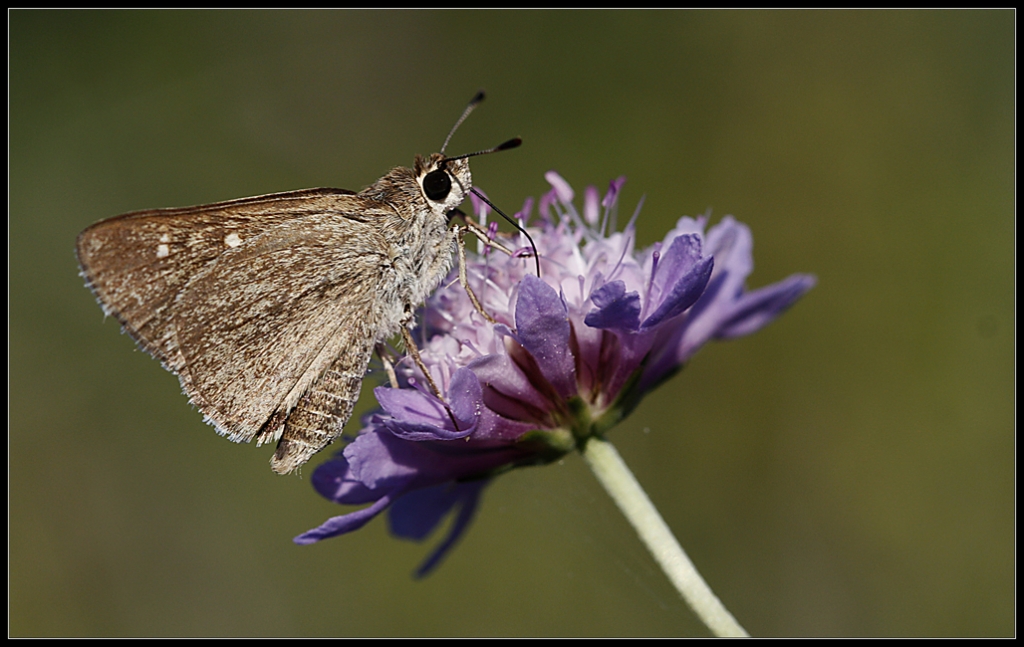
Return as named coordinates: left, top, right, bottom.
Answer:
left=297, top=172, right=816, bottom=576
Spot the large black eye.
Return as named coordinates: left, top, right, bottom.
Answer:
left=423, top=169, right=452, bottom=201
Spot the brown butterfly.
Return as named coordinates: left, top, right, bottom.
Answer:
left=76, top=92, right=521, bottom=474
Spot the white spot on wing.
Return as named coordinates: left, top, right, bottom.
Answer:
left=156, top=244, right=170, bottom=258
left=224, top=233, right=242, bottom=248
left=159, top=233, right=171, bottom=243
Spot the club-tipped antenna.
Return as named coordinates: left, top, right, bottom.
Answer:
left=440, top=90, right=486, bottom=154
left=443, top=137, right=522, bottom=164
left=470, top=188, right=541, bottom=278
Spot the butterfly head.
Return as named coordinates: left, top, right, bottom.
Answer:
left=415, top=153, right=472, bottom=216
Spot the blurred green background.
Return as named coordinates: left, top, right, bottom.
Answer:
left=10, top=10, right=1013, bottom=637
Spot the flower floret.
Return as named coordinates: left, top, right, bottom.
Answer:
left=297, top=172, right=815, bottom=576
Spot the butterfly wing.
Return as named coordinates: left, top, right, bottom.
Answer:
left=76, top=188, right=392, bottom=472
left=76, top=188, right=359, bottom=369
left=266, top=341, right=376, bottom=475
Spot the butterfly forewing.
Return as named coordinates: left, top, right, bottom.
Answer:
left=76, top=188, right=387, bottom=472
left=75, top=188, right=359, bottom=363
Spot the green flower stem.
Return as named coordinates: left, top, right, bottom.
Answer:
left=581, top=436, right=749, bottom=637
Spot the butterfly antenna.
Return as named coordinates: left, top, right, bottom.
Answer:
left=443, top=137, right=522, bottom=163
left=441, top=90, right=486, bottom=155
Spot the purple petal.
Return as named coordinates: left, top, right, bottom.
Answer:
left=471, top=404, right=539, bottom=441
left=641, top=255, right=714, bottom=330
left=584, top=280, right=642, bottom=331
left=293, top=486, right=405, bottom=544
left=375, top=386, right=449, bottom=427
left=705, top=216, right=754, bottom=294
left=514, top=275, right=577, bottom=398
left=344, top=431, right=420, bottom=489
left=647, top=234, right=704, bottom=308
left=410, top=481, right=487, bottom=578
left=387, top=481, right=488, bottom=578
left=469, top=353, right=559, bottom=427
left=446, top=367, right=484, bottom=427
left=545, top=170, right=574, bottom=204
left=671, top=219, right=799, bottom=360
left=715, top=274, right=817, bottom=339
left=310, top=454, right=380, bottom=505
left=469, top=353, right=548, bottom=414
left=380, top=418, right=475, bottom=441
left=347, top=427, right=523, bottom=490
left=389, top=480, right=485, bottom=541
left=374, top=384, right=475, bottom=440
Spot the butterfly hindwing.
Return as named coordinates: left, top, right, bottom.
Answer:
left=173, top=207, right=388, bottom=444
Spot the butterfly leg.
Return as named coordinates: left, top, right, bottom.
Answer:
left=461, top=217, right=516, bottom=257
left=460, top=212, right=540, bottom=275
left=455, top=225, right=498, bottom=325
left=399, top=325, right=461, bottom=432
left=375, top=342, right=400, bottom=389
left=400, top=326, right=443, bottom=397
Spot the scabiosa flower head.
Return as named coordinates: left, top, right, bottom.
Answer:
left=296, top=172, right=816, bottom=577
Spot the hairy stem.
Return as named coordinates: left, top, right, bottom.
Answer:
left=581, top=436, right=749, bottom=637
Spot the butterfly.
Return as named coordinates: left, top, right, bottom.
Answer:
left=76, top=91, right=522, bottom=474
